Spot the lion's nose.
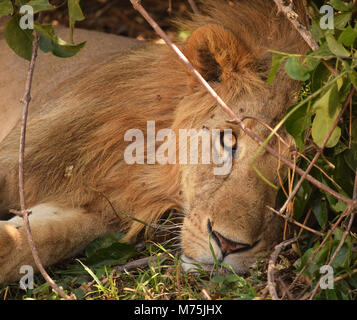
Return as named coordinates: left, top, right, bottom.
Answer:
left=212, top=230, right=251, bottom=256
left=208, top=220, right=257, bottom=257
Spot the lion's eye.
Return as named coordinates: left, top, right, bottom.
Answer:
left=220, top=131, right=237, bottom=152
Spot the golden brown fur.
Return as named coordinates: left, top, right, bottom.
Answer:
left=0, top=0, right=308, bottom=283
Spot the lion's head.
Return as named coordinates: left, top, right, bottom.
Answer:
left=163, top=1, right=308, bottom=273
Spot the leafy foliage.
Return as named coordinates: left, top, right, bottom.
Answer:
left=270, top=0, right=357, bottom=299
left=0, top=0, right=85, bottom=60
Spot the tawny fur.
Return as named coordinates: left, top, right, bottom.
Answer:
left=0, top=0, right=308, bottom=283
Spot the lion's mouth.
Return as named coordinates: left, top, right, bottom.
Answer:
left=180, top=221, right=260, bottom=273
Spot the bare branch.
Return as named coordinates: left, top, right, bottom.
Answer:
left=272, top=0, right=318, bottom=51
left=266, top=206, right=324, bottom=237
left=187, top=0, right=200, bottom=14
left=267, top=237, right=299, bottom=300
left=18, top=32, right=74, bottom=300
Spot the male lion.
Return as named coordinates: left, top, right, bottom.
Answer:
left=0, top=0, right=308, bottom=284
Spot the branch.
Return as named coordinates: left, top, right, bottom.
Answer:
left=272, top=0, right=319, bottom=51
left=18, top=32, right=74, bottom=300
left=114, top=253, right=168, bottom=273
left=187, top=0, right=200, bottom=14
left=266, top=237, right=299, bottom=300
left=266, top=206, right=324, bottom=237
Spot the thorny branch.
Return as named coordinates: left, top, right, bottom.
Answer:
left=267, top=237, right=299, bottom=300
left=17, top=32, right=74, bottom=300
left=272, top=0, right=319, bottom=51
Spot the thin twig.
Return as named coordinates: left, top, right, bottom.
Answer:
left=333, top=268, right=357, bottom=284
left=266, top=206, right=323, bottom=237
left=18, top=32, right=74, bottom=300
left=267, top=237, right=299, bottom=300
left=272, top=0, right=318, bottom=51
left=187, top=0, right=200, bottom=14
left=114, top=253, right=168, bottom=272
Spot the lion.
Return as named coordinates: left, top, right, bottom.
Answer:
left=0, top=0, right=308, bottom=284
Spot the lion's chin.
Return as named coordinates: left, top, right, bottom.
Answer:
left=180, top=254, right=254, bottom=275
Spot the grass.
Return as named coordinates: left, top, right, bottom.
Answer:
left=0, top=239, right=268, bottom=300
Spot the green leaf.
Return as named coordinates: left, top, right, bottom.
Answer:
left=34, top=23, right=86, bottom=57
left=293, top=180, right=312, bottom=221
left=349, top=69, right=357, bottom=90
left=338, top=25, right=357, bottom=47
left=285, top=56, right=310, bottom=81
left=68, top=0, right=85, bottom=43
left=312, top=109, right=341, bottom=148
left=326, top=34, right=350, bottom=57
left=344, top=149, right=357, bottom=172
left=299, top=241, right=329, bottom=279
left=325, top=289, right=339, bottom=300
left=76, top=260, right=105, bottom=289
left=85, top=232, right=124, bottom=258
left=312, top=197, right=328, bottom=229
left=285, top=102, right=312, bottom=151
left=0, top=0, right=13, bottom=17
left=311, top=18, right=324, bottom=42
left=333, top=141, right=348, bottom=156
left=84, top=242, right=137, bottom=267
left=329, top=0, right=354, bottom=12
left=267, top=55, right=286, bottom=84
left=311, top=82, right=342, bottom=148
left=26, top=0, right=55, bottom=13
left=84, top=232, right=138, bottom=267
left=334, top=153, right=354, bottom=195
left=351, top=120, right=357, bottom=150
left=333, top=12, right=352, bottom=30
left=5, top=15, right=34, bottom=61
left=331, top=229, right=352, bottom=270
left=320, top=176, right=348, bottom=213
left=331, top=199, right=347, bottom=212
left=311, top=62, right=331, bottom=93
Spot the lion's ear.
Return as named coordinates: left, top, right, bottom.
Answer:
left=183, top=24, right=252, bottom=85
